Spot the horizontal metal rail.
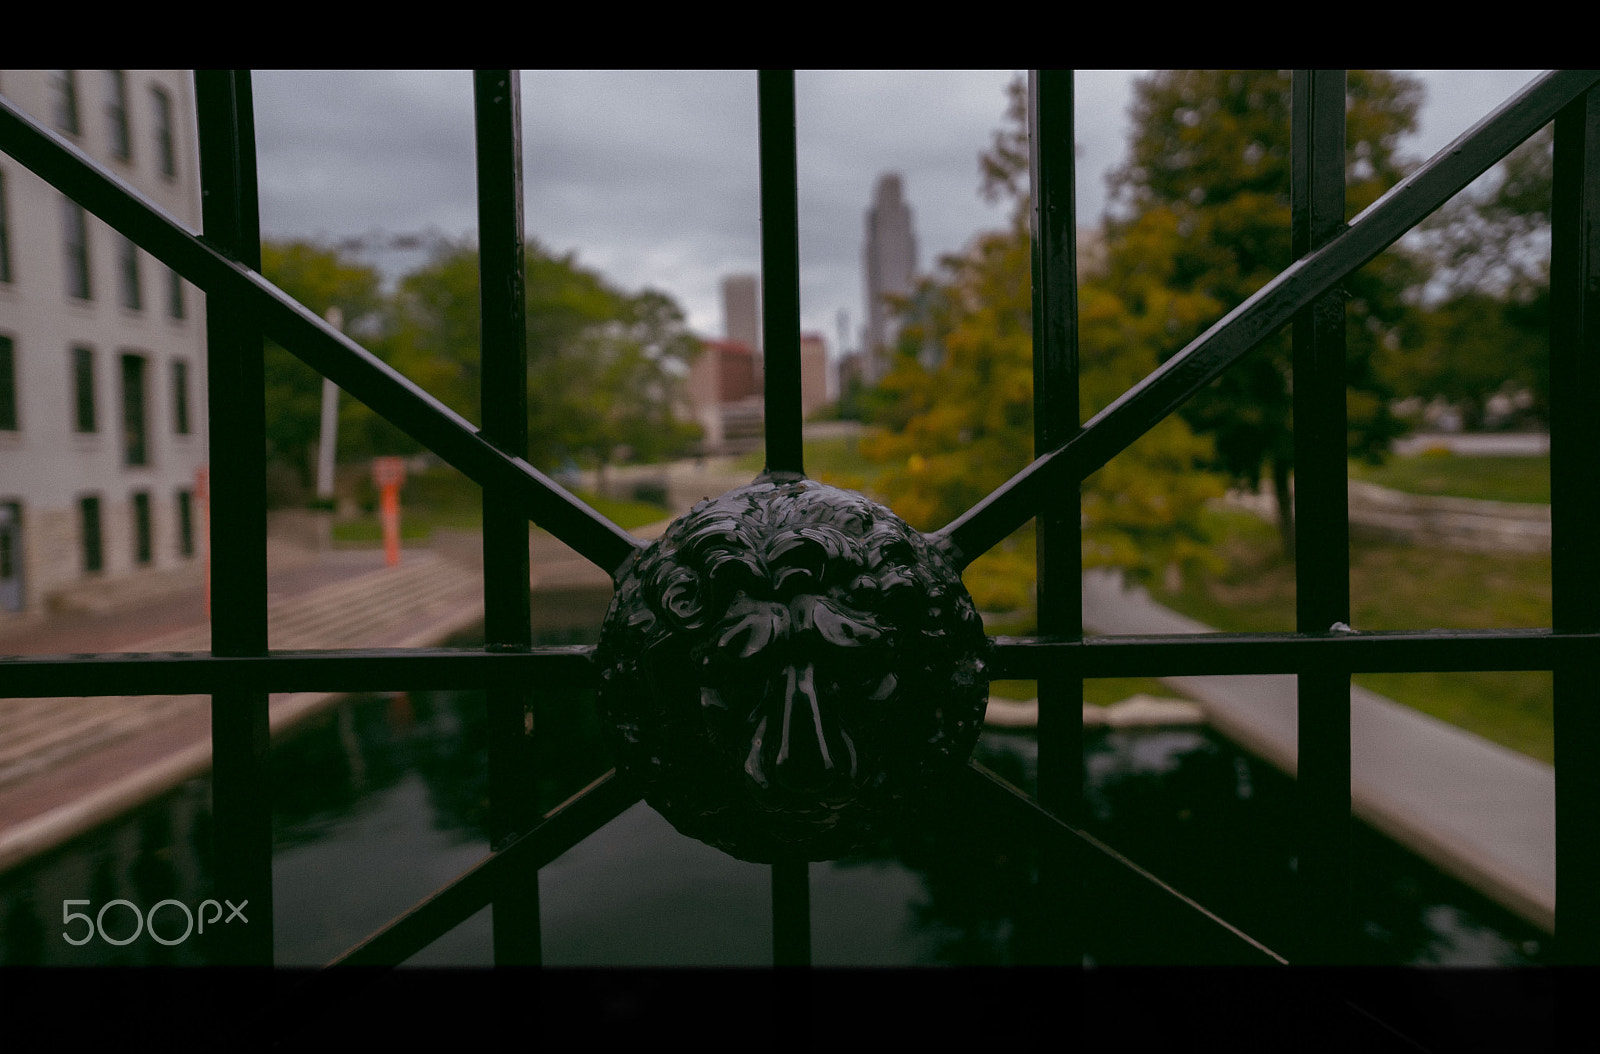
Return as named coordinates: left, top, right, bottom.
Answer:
left=991, top=628, right=1598, bottom=679
left=938, top=69, right=1600, bottom=567
left=0, top=646, right=595, bottom=698
left=8, top=627, right=1587, bottom=698
left=0, top=93, right=640, bottom=576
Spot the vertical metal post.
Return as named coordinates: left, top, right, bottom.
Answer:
left=1551, top=84, right=1600, bottom=965
left=1028, top=69, right=1083, bottom=965
left=757, top=69, right=812, bottom=963
left=475, top=69, right=541, bottom=966
left=772, top=859, right=811, bottom=966
left=1290, top=69, right=1352, bottom=965
left=757, top=69, right=805, bottom=479
left=195, top=69, right=273, bottom=967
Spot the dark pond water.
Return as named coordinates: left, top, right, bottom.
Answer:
left=0, top=640, right=1549, bottom=968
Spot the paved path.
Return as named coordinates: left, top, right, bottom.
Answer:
left=1393, top=431, right=1549, bottom=457
left=1081, top=568, right=1555, bottom=933
left=0, top=544, right=488, bottom=871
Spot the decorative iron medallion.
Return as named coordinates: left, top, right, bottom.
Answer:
left=595, top=474, right=991, bottom=863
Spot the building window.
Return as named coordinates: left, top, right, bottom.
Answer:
left=73, top=345, right=96, bottom=433
left=0, top=336, right=15, bottom=431
left=53, top=71, right=80, bottom=136
left=0, top=502, right=19, bottom=614
left=0, top=167, right=12, bottom=284
left=61, top=198, right=92, bottom=301
left=80, top=496, right=102, bottom=573
left=176, top=489, right=194, bottom=557
left=171, top=359, right=190, bottom=434
left=132, top=491, right=152, bottom=566
left=117, top=236, right=142, bottom=312
left=107, top=71, right=131, bottom=161
left=167, top=268, right=185, bottom=319
left=152, top=86, right=176, bottom=181
left=120, top=353, right=147, bottom=466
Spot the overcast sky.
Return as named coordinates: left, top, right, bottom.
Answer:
left=251, top=70, right=1544, bottom=359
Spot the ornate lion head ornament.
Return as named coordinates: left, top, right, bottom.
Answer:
left=595, top=476, right=991, bottom=862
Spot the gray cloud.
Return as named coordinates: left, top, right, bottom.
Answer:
left=252, top=70, right=1545, bottom=357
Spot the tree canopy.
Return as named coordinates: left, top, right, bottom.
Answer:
left=1398, top=124, right=1552, bottom=429
left=1102, top=69, right=1424, bottom=556
left=862, top=77, right=1223, bottom=586
left=260, top=240, right=393, bottom=495
left=388, top=238, right=702, bottom=472
left=259, top=236, right=702, bottom=500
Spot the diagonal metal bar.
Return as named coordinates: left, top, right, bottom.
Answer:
left=0, top=89, right=640, bottom=576
left=967, top=761, right=1287, bottom=964
left=272, top=769, right=639, bottom=1042
left=323, top=768, right=638, bottom=971
left=938, top=69, right=1600, bottom=567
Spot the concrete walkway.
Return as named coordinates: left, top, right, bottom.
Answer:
left=1081, top=568, right=1555, bottom=933
left=0, top=543, right=488, bottom=871
left=1393, top=431, right=1549, bottom=457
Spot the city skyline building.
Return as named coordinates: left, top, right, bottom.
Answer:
left=862, top=172, right=917, bottom=385
left=721, top=273, right=760, bottom=354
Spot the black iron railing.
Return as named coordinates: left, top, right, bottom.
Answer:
left=2, top=70, right=1596, bottom=1016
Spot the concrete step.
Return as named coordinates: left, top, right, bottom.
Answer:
left=264, top=553, right=481, bottom=646
left=0, top=552, right=486, bottom=795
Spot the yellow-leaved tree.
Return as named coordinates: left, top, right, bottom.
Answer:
left=860, top=78, right=1224, bottom=618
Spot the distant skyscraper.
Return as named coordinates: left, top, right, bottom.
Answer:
left=862, top=173, right=917, bottom=384
left=722, top=273, right=760, bottom=353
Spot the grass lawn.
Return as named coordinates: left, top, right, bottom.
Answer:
left=1349, top=451, right=1549, bottom=504
left=991, top=677, right=1190, bottom=706
left=734, top=434, right=888, bottom=491
left=1147, top=507, right=1555, bottom=763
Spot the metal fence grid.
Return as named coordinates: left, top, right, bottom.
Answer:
left=1, top=69, right=1595, bottom=1014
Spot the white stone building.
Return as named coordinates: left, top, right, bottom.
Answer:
left=0, top=70, right=207, bottom=620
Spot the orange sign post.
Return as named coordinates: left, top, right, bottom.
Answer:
left=372, top=457, right=407, bottom=567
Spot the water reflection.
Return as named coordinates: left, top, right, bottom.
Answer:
left=0, top=679, right=1548, bottom=966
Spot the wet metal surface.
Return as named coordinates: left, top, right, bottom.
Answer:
left=597, top=478, right=989, bottom=862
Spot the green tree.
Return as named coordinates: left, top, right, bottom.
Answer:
left=1400, top=125, right=1552, bottom=428
left=260, top=240, right=391, bottom=498
left=1400, top=293, right=1545, bottom=430
left=863, top=78, right=1223, bottom=588
left=390, top=238, right=701, bottom=475
left=1106, top=70, right=1423, bottom=557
